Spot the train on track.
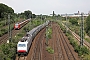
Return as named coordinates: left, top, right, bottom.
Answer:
left=14, top=19, right=30, bottom=30
left=17, top=20, right=50, bottom=56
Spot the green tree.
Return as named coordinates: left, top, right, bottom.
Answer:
left=0, top=3, right=14, bottom=18
left=32, top=14, right=36, bottom=18
left=86, top=15, right=90, bottom=34
left=0, top=51, right=5, bottom=60
left=24, top=10, right=32, bottom=19
left=69, top=18, right=78, bottom=25
left=0, top=43, right=16, bottom=60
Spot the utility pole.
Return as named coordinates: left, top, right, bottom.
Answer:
left=46, top=26, right=48, bottom=46
left=41, top=14, right=42, bottom=24
left=66, top=13, right=67, bottom=33
left=80, top=13, right=84, bottom=47
left=8, top=14, right=12, bottom=43
left=5, top=13, right=7, bottom=25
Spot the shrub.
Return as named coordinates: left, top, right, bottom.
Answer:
left=17, top=33, right=24, bottom=37
left=0, top=51, right=5, bottom=60
left=46, top=46, right=54, bottom=54
left=46, top=27, right=52, bottom=39
left=0, top=43, right=16, bottom=60
left=0, top=31, right=3, bottom=37
left=85, top=38, right=90, bottom=43
left=75, top=45, right=90, bottom=56
left=65, top=32, right=69, bottom=36
left=1, top=28, right=8, bottom=35
left=68, top=35, right=72, bottom=40
left=87, top=30, right=90, bottom=36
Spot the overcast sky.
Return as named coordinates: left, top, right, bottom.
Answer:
left=0, top=0, right=90, bottom=15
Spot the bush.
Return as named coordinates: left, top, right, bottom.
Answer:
left=0, top=21, right=5, bottom=27
left=75, top=46, right=90, bottom=56
left=65, top=32, right=69, bottom=36
left=0, top=51, right=5, bottom=60
left=23, top=26, right=31, bottom=32
left=1, top=28, right=8, bottom=35
left=81, top=46, right=90, bottom=55
left=46, top=46, right=54, bottom=54
left=87, top=30, right=90, bottom=36
left=0, top=43, right=16, bottom=60
left=0, top=24, right=3, bottom=27
left=46, top=27, right=52, bottom=39
left=65, top=27, right=90, bottom=56
left=68, top=35, right=72, bottom=40
left=17, top=33, right=24, bottom=37
left=85, top=38, right=90, bottom=43
left=0, top=31, right=3, bottom=37
left=69, top=18, right=78, bottom=26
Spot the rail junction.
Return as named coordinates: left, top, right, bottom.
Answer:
left=16, top=22, right=80, bottom=60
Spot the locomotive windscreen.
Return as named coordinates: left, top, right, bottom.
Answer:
left=18, top=44, right=26, bottom=47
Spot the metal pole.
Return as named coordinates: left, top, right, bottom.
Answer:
left=80, top=13, right=84, bottom=47
left=60, top=15, right=62, bottom=23
left=8, top=14, right=11, bottom=43
left=66, top=13, right=67, bottom=33
left=5, top=14, right=7, bottom=25
left=46, top=26, right=48, bottom=46
left=41, top=14, right=42, bottom=24
left=82, top=13, right=84, bottom=46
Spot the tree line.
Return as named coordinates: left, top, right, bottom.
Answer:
left=85, top=15, right=90, bottom=36
left=0, top=3, right=36, bottom=21
left=0, top=3, right=14, bottom=18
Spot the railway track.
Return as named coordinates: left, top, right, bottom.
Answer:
left=0, top=30, right=19, bottom=44
left=56, top=23, right=78, bottom=60
left=52, top=23, right=63, bottom=60
left=28, top=23, right=52, bottom=60
left=51, top=23, right=55, bottom=60
left=0, top=19, right=30, bottom=44
left=71, top=31, right=90, bottom=49
left=0, top=34, right=8, bottom=44
left=26, top=22, right=79, bottom=60
left=16, top=55, right=27, bottom=60
left=16, top=24, right=46, bottom=60
left=30, top=28, right=45, bottom=60
left=62, top=23, right=90, bottom=49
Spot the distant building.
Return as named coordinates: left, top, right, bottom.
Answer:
left=61, top=11, right=88, bottom=17
left=74, top=11, right=80, bottom=15
left=61, top=14, right=88, bottom=18
left=88, top=11, right=90, bottom=15
left=78, top=11, right=80, bottom=15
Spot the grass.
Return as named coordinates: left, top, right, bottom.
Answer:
left=85, top=38, right=90, bottom=43
left=84, top=54, right=90, bottom=60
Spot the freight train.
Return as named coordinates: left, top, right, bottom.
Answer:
left=17, top=20, right=50, bottom=56
left=14, top=19, right=30, bottom=30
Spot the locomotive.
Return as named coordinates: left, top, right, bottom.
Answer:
left=17, top=21, right=50, bottom=56
left=14, top=19, right=30, bottom=30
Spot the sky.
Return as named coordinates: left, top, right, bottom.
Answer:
left=0, top=0, right=90, bottom=15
